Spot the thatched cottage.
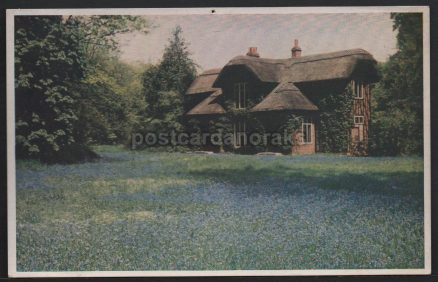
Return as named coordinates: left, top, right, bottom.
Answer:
left=185, top=40, right=379, bottom=155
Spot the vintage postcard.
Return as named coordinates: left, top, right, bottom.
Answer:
left=7, top=7, right=430, bottom=277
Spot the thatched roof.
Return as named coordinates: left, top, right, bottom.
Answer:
left=281, top=49, right=378, bottom=83
left=185, top=90, right=225, bottom=116
left=251, top=82, right=318, bottom=112
left=186, top=68, right=222, bottom=95
left=213, top=56, right=287, bottom=85
left=185, top=48, right=378, bottom=115
left=213, top=49, right=377, bottom=87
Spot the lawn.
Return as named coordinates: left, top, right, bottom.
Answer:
left=15, top=146, right=424, bottom=271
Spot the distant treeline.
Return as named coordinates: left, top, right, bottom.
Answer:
left=14, top=13, right=423, bottom=163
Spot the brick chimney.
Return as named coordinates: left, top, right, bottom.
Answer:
left=291, top=39, right=302, bottom=58
left=246, top=47, right=260, bottom=58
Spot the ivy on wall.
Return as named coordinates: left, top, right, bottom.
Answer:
left=201, top=82, right=355, bottom=154
left=277, top=114, right=303, bottom=153
left=315, top=84, right=354, bottom=153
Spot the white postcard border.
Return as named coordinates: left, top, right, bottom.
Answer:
left=6, top=6, right=431, bottom=277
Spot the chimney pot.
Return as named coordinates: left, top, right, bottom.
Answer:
left=291, top=39, right=302, bottom=58
left=246, top=47, right=260, bottom=58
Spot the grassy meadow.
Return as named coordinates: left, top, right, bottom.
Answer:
left=15, top=146, right=424, bottom=271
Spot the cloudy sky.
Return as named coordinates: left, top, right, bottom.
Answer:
left=117, top=13, right=398, bottom=71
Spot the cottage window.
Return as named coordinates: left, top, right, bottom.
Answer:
left=234, top=82, right=247, bottom=109
left=352, top=80, right=365, bottom=99
left=301, top=123, right=312, bottom=144
left=354, top=116, right=364, bottom=125
left=234, top=120, right=246, bottom=148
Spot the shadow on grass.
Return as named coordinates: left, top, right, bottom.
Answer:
left=187, top=165, right=424, bottom=198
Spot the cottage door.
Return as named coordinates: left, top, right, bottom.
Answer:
left=351, top=127, right=360, bottom=142
left=351, top=126, right=364, bottom=142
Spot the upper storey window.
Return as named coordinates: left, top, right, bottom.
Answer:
left=352, top=80, right=365, bottom=99
left=234, top=82, right=247, bottom=109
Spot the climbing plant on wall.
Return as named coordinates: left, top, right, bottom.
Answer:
left=280, top=114, right=304, bottom=152
left=315, top=84, right=354, bottom=153
left=222, top=99, right=267, bottom=152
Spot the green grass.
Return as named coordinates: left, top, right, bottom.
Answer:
left=16, top=145, right=424, bottom=271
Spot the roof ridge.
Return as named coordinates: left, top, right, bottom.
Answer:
left=287, top=49, right=373, bottom=66
left=251, top=81, right=318, bottom=112
left=230, top=55, right=289, bottom=65
left=229, top=48, right=371, bottom=65
left=199, top=68, right=222, bottom=76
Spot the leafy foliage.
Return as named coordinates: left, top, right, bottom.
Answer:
left=15, top=16, right=89, bottom=163
left=15, top=16, right=150, bottom=163
left=280, top=114, right=304, bottom=152
left=316, top=85, right=354, bottom=153
left=370, top=13, right=423, bottom=156
left=159, top=26, right=198, bottom=95
left=70, top=16, right=150, bottom=146
left=143, top=26, right=197, bottom=116
left=65, top=15, right=150, bottom=61
left=75, top=56, right=147, bottom=145
left=140, top=25, right=197, bottom=147
left=207, top=116, right=234, bottom=152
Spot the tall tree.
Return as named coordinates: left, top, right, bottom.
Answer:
left=70, top=16, right=150, bottom=146
left=65, top=15, right=150, bottom=62
left=371, top=13, right=423, bottom=155
left=15, top=16, right=88, bottom=163
left=143, top=25, right=197, bottom=118
left=159, top=25, right=197, bottom=94
left=140, top=25, right=197, bottom=142
left=75, top=56, right=147, bottom=145
left=15, top=16, right=150, bottom=163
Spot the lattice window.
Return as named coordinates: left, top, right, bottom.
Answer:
left=354, top=116, right=364, bottom=125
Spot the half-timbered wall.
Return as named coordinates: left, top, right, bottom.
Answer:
left=349, top=80, right=371, bottom=155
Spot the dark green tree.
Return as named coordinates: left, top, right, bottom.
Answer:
left=15, top=15, right=150, bottom=163
left=317, top=85, right=354, bottom=153
left=159, top=26, right=197, bottom=94
left=142, top=64, right=162, bottom=116
left=141, top=25, right=197, bottom=144
left=69, top=16, right=150, bottom=146
left=15, top=16, right=91, bottom=163
left=370, top=13, right=423, bottom=155
left=143, top=26, right=197, bottom=115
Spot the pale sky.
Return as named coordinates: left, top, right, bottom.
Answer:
left=117, top=13, right=398, bottom=71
